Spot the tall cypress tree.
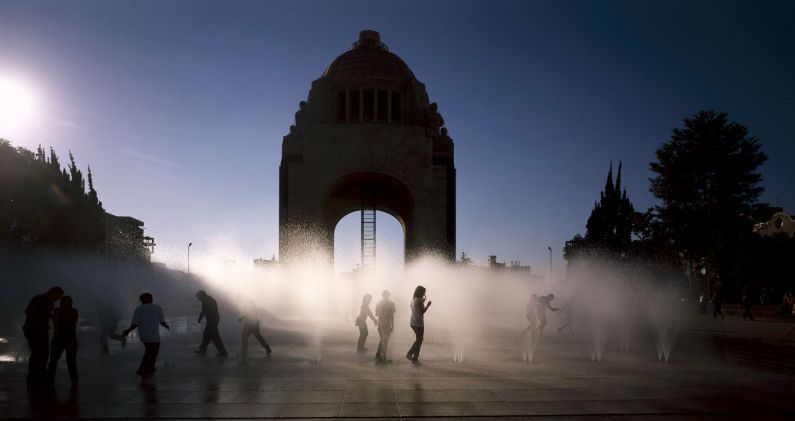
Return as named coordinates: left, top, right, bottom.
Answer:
left=565, top=161, right=636, bottom=262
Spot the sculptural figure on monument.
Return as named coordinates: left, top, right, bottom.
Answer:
left=426, top=102, right=444, bottom=136
left=295, top=101, right=309, bottom=126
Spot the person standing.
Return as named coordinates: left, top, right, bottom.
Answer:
left=374, top=290, right=395, bottom=363
left=524, top=294, right=538, bottom=333
left=239, top=309, right=271, bottom=361
left=47, top=295, right=79, bottom=384
left=355, top=293, right=377, bottom=353
left=406, top=286, right=432, bottom=364
left=122, top=293, right=170, bottom=378
left=23, top=286, right=64, bottom=386
left=712, top=281, right=725, bottom=319
left=195, top=290, right=228, bottom=357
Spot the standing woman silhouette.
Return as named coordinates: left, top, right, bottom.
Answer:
left=406, top=286, right=432, bottom=364
left=355, top=293, right=377, bottom=353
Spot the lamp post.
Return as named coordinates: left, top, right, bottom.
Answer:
left=188, top=242, right=192, bottom=274
left=547, top=246, right=553, bottom=282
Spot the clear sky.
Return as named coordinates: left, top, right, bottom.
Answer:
left=1, top=0, right=793, bottom=274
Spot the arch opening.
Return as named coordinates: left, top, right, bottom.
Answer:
left=333, top=210, right=405, bottom=275
left=323, top=171, right=414, bottom=268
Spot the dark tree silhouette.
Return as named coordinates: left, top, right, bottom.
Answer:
left=564, top=161, right=637, bottom=263
left=649, top=110, right=767, bottom=292
left=0, top=139, right=105, bottom=249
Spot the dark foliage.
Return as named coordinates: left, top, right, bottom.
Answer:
left=0, top=139, right=105, bottom=249
left=564, top=162, right=637, bottom=263
left=649, top=110, right=768, bottom=291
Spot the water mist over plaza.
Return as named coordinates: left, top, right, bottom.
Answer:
left=2, top=4, right=794, bottom=418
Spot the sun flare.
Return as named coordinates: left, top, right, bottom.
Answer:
left=0, top=73, right=40, bottom=138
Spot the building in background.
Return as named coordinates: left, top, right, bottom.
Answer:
left=754, top=207, right=795, bottom=238
left=253, top=255, right=279, bottom=269
left=456, top=253, right=543, bottom=282
left=103, top=212, right=154, bottom=260
left=279, top=30, right=456, bottom=265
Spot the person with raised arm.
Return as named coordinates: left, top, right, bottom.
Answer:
left=122, top=293, right=170, bottom=378
left=535, top=294, right=558, bottom=335
left=355, top=293, right=378, bottom=353
left=406, top=286, right=432, bottom=364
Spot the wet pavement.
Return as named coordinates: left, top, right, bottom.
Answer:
left=1, top=316, right=794, bottom=419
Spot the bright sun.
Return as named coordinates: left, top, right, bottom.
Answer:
left=0, top=74, right=40, bottom=139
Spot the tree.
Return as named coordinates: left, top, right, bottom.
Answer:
left=649, top=110, right=767, bottom=294
left=0, top=139, right=105, bottom=249
left=564, top=161, right=637, bottom=263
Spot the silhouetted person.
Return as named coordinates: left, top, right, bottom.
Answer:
left=24, top=286, right=63, bottom=386
left=239, top=309, right=271, bottom=360
left=195, top=290, right=228, bottom=357
left=524, top=293, right=538, bottom=333
left=47, top=295, right=78, bottom=384
left=122, top=293, right=170, bottom=378
left=742, top=291, right=754, bottom=321
left=779, top=293, right=793, bottom=316
left=406, top=286, right=431, bottom=364
left=355, top=293, right=377, bottom=353
left=712, top=281, right=725, bottom=319
left=374, top=290, right=395, bottom=363
left=535, top=294, right=558, bottom=334
left=98, top=301, right=126, bottom=354
left=557, top=300, right=573, bottom=333
left=698, top=294, right=708, bottom=314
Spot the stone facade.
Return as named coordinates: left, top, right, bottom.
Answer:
left=279, top=30, right=455, bottom=263
left=754, top=210, right=795, bottom=238
left=103, top=212, right=154, bottom=260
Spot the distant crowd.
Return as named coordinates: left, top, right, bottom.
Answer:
left=23, top=283, right=792, bottom=388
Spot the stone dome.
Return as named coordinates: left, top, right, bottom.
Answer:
left=322, top=30, right=416, bottom=83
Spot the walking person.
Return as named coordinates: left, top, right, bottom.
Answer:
left=47, top=295, right=79, bottom=384
left=98, top=300, right=126, bottom=354
left=23, top=286, right=63, bottom=386
left=406, top=286, right=432, bottom=364
left=778, top=293, right=792, bottom=316
left=122, top=293, right=170, bottom=378
left=535, top=294, right=558, bottom=335
left=742, top=290, right=754, bottom=321
left=557, top=300, right=574, bottom=333
left=374, top=290, right=395, bottom=363
left=239, top=309, right=271, bottom=361
left=195, top=290, right=228, bottom=357
left=355, top=293, right=377, bottom=353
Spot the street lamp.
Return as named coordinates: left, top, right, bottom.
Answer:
left=547, top=246, right=553, bottom=282
left=188, top=242, right=193, bottom=274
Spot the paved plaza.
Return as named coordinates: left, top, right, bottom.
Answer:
left=1, top=315, right=794, bottom=419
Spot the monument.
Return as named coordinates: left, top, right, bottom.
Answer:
left=279, top=30, right=456, bottom=265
